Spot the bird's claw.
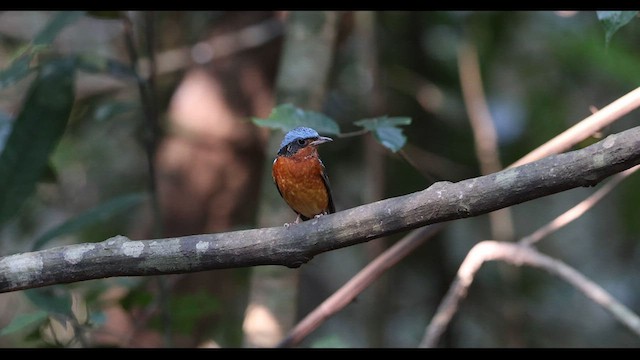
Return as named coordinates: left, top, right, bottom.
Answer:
left=284, top=213, right=326, bottom=228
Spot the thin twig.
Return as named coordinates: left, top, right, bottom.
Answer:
left=458, top=41, right=514, bottom=242
left=458, top=43, right=503, bottom=175
left=397, top=148, right=438, bottom=184
left=520, top=164, right=640, bottom=246
left=142, top=11, right=172, bottom=347
left=122, top=11, right=170, bottom=347
left=337, top=128, right=370, bottom=138
left=72, top=16, right=284, bottom=101
left=137, top=15, right=284, bottom=78
left=356, top=11, right=388, bottom=346
left=511, top=86, right=640, bottom=168
left=122, top=12, right=163, bottom=237
left=419, top=241, right=640, bottom=347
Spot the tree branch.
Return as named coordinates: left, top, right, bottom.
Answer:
left=1, top=125, right=640, bottom=294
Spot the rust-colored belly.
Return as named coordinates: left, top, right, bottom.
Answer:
left=273, top=155, right=330, bottom=219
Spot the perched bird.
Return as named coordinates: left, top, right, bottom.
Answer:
left=272, top=127, right=335, bottom=224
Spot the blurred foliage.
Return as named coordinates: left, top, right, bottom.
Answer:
left=0, top=11, right=84, bottom=89
left=149, top=291, right=221, bottom=335
left=31, top=192, right=146, bottom=251
left=252, top=103, right=342, bottom=135
left=0, top=10, right=639, bottom=348
left=0, top=59, right=75, bottom=226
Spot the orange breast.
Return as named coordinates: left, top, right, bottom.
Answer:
left=273, top=149, right=330, bottom=219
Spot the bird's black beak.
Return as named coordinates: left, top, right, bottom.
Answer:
left=310, top=136, right=333, bottom=146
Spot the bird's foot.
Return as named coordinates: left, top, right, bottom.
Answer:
left=283, top=214, right=303, bottom=228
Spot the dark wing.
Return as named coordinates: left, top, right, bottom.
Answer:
left=272, top=158, right=286, bottom=200
left=319, top=160, right=336, bottom=214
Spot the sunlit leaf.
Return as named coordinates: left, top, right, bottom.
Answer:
left=252, top=103, right=341, bottom=135
left=597, top=11, right=638, bottom=45
left=354, top=116, right=412, bottom=152
left=0, top=59, right=76, bottom=226
left=31, top=192, right=147, bottom=251
left=0, top=311, right=48, bottom=336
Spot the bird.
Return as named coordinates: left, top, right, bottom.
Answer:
left=272, top=126, right=335, bottom=225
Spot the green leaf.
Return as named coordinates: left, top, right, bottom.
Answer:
left=31, top=192, right=147, bottom=251
left=0, top=311, right=48, bottom=336
left=0, top=56, right=33, bottom=89
left=354, top=116, right=412, bottom=152
left=25, top=287, right=72, bottom=316
left=0, top=59, right=76, bottom=227
left=252, top=103, right=341, bottom=135
left=597, top=11, right=638, bottom=45
left=33, top=11, right=85, bottom=46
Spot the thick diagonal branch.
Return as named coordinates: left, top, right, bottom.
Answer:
left=1, top=125, right=640, bottom=293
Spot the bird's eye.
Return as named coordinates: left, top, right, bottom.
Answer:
left=297, top=139, right=306, bottom=146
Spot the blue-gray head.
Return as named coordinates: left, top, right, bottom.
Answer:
left=278, top=127, right=332, bottom=156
